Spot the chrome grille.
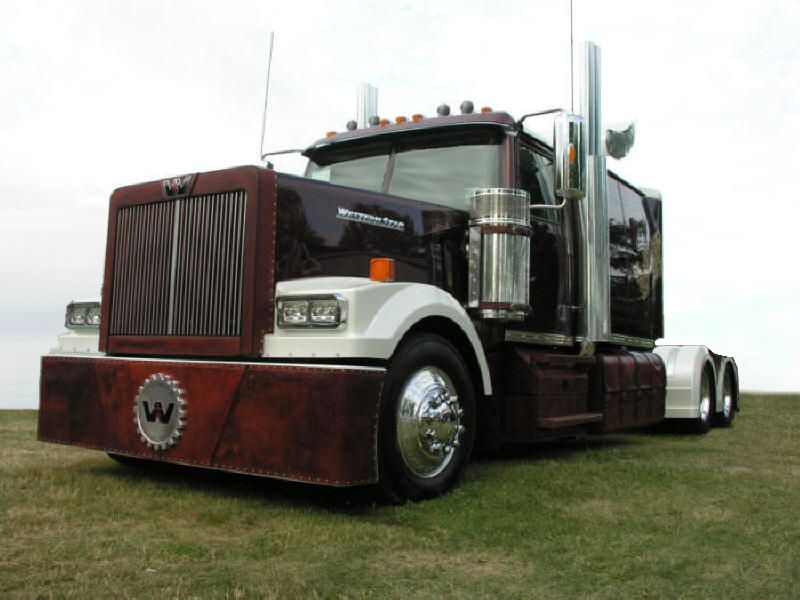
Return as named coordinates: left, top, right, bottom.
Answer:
left=109, top=190, right=247, bottom=336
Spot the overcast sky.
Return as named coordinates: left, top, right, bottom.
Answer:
left=1, top=0, right=798, bottom=408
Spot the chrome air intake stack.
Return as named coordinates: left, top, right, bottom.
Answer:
left=467, top=188, right=531, bottom=321
left=575, top=41, right=611, bottom=344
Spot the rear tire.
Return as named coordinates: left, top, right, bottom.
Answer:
left=378, top=333, right=476, bottom=502
left=691, top=363, right=714, bottom=434
left=715, top=366, right=736, bottom=428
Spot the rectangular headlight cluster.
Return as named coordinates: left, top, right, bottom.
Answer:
left=65, top=301, right=101, bottom=330
left=276, top=295, right=347, bottom=328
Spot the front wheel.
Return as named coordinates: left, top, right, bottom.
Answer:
left=378, top=333, right=476, bottom=502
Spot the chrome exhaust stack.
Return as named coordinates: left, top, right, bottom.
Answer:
left=575, top=41, right=611, bottom=344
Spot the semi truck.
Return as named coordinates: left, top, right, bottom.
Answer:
left=38, top=42, right=738, bottom=501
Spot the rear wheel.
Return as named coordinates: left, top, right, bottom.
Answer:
left=715, top=367, right=736, bottom=427
left=378, top=333, right=476, bottom=502
left=691, top=363, right=714, bottom=434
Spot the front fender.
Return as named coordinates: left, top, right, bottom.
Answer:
left=262, top=277, right=492, bottom=394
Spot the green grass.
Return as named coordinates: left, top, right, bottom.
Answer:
left=1, top=394, right=798, bottom=599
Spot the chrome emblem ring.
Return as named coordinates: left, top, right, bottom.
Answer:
left=133, top=373, right=186, bottom=451
left=396, top=366, right=465, bottom=479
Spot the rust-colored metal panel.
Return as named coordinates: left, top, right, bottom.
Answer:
left=38, top=357, right=106, bottom=447
left=593, top=351, right=666, bottom=432
left=38, top=355, right=384, bottom=486
left=251, top=169, right=278, bottom=353
left=495, top=348, right=595, bottom=443
left=212, top=366, right=383, bottom=485
left=105, top=336, right=241, bottom=356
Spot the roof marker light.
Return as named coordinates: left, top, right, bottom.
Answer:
left=480, top=106, right=492, bottom=113
left=346, top=120, right=357, bottom=131
left=326, top=131, right=336, bottom=138
left=436, top=104, right=451, bottom=116
left=379, top=118, right=390, bottom=127
left=395, top=115, right=407, bottom=124
left=411, top=113, right=424, bottom=122
left=368, top=115, right=380, bottom=126
left=460, top=100, right=474, bottom=114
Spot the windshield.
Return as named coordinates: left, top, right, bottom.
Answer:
left=305, top=130, right=504, bottom=209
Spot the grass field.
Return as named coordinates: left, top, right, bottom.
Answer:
left=1, top=394, right=798, bottom=599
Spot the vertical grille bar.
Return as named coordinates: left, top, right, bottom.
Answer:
left=109, top=190, right=247, bottom=337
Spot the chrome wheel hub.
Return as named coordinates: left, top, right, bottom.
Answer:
left=699, top=373, right=711, bottom=422
left=396, top=367, right=465, bottom=478
left=722, top=374, right=733, bottom=419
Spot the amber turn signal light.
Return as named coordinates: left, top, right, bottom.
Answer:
left=370, top=258, right=396, bottom=282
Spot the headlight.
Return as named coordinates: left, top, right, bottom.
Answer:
left=65, top=301, right=101, bottom=330
left=276, top=295, right=347, bottom=328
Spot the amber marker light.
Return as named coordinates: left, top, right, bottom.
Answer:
left=411, top=113, right=424, bottom=122
left=379, top=119, right=390, bottom=127
left=568, top=143, right=576, bottom=164
left=480, top=106, right=492, bottom=113
left=326, top=131, right=336, bottom=138
left=370, top=258, right=396, bottom=282
left=395, top=115, right=407, bottom=124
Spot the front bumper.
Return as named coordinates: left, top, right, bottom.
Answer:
left=38, top=354, right=385, bottom=486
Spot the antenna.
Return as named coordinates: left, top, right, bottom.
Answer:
left=570, top=0, right=574, bottom=112
left=259, top=31, right=275, bottom=162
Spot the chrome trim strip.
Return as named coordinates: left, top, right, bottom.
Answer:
left=505, top=330, right=575, bottom=347
left=167, top=199, right=182, bottom=334
left=47, top=352, right=387, bottom=372
left=608, top=334, right=655, bottom=349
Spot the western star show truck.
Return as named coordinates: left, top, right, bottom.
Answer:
left=38, top=43, right=738, bottom=501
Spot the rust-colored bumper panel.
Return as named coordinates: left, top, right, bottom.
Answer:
left=38, top=355, right=384, bottom=486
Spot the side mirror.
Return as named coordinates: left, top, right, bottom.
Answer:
left=554, top=113, right=586, bottom=200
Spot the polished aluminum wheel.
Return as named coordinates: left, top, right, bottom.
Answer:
left=699, top=370, right=711, bottom=423
left=396, top=366, right=465, bottom=479
left=722, top=372, right=733, bottom=420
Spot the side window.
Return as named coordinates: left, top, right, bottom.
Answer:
left=619, top=182, right=653, bottom=337
left=518, top=144, right=559, bottom=218
left=518, top=142, right=568, bottom=334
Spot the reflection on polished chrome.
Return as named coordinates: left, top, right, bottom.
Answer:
left=468, top=188, right=530, bottom=226
left=467, top=188, right=531, bottom=321
left=722, top=371, right=733, bottom=419
left=396, top=367, right=464, bottom=478
left=608, top=333, right=654, bottom=349
left=505, top=330, right=575, bottom=347
left=699, top=372, right=711, bottom=422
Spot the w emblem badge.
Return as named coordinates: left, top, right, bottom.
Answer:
left=133, top=373, right=186, bottom=451
left=142, top=401, right=175, bottom=424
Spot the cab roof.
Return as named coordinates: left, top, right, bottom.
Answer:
left=303, top=111, right=519, bottom=156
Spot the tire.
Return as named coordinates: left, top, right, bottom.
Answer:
left=715, top=366, right=736, bottom=428
left=378, top=333, right=476, bottom=502
left=690, top=363, right=714, bottom=434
